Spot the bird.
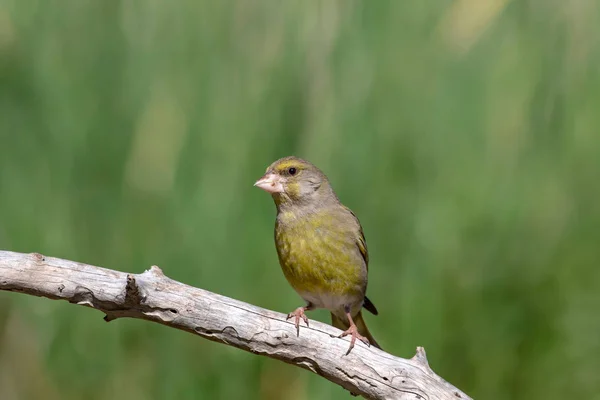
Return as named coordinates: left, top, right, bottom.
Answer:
left=254, top=156, right=380, bottom=354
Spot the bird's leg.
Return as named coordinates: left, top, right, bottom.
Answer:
left=338, top=306, right=370, bottom=355
left=286, top=302, right=314, bottom=336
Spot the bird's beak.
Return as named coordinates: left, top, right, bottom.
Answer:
left=254, top=173, right=284, bottom=194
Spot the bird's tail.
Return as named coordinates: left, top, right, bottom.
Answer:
left=331, top=310, right=381, bottom=350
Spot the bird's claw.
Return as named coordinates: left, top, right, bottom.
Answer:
left=338, top=324, right=370, bottom=355
left=286, top=307, right=309, bottom=336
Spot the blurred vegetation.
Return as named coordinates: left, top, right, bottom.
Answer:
left=1, top=1, right=599, bottom=399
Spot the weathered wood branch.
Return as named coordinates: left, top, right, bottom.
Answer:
left=0, top=250, right=471, bottom=400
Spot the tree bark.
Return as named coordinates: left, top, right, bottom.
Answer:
left=0, top=250, right=471, bottom=400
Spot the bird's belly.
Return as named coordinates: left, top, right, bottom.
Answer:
left=275, top=229, right=365, bottom=312
left=298, top=290, right=363, bottom=316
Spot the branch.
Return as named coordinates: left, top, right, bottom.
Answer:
left=0, top=250, right=471, bottom=400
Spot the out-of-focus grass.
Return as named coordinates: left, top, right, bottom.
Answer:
left=1, top=1, right=599, bottom=399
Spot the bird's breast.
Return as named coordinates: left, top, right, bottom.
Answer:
left=274, top=211, right=366, bottom=307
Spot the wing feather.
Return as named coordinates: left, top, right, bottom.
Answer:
left=342, top=205, right=369, bottom=269
left=342, top=206, right=379, bottom=315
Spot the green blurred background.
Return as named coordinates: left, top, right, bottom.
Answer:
left=1, top=1, right=599, bottom=399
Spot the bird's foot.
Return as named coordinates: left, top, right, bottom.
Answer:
left=286, top=307, right=309, bottom=336
left=338, top=323, right=370, bottom=355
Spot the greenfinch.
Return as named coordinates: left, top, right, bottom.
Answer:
left=255, top=156, right=380, bottom=354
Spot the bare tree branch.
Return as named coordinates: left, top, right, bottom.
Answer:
left=0, top=250, right=471, bottom=400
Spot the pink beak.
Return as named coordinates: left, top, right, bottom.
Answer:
left=254, top=173, right=284, bottom=194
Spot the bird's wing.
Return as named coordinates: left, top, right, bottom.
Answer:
left=342, top=205, right=379, bottom=316
left=342, top=205, right=369, bottom=269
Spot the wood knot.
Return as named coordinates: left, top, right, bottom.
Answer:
left=30, top=253, right=45, bottom=262
left=149, top=265, right=164, bottom=277
left=411, top=346, right=431, bottom=369
left=125, top=274, right=143, bottom=305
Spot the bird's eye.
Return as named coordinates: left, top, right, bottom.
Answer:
left=288, top=167, right=297, bottom=175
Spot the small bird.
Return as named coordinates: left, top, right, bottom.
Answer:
left=254, top=156, right=380, bottom=354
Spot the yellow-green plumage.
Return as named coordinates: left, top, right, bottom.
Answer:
left=275, top=207, right=364, bottom=300
left=255, top=156, right=380, bottom=351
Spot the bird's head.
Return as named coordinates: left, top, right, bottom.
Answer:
left=254, top=156, right=337, bottom=209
